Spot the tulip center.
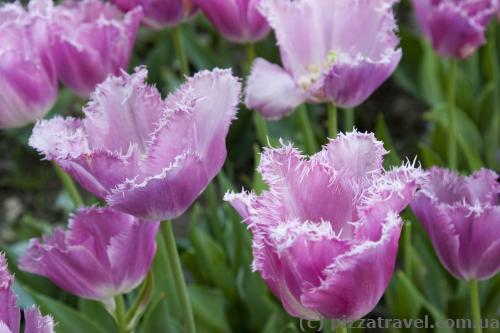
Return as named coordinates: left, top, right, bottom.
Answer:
left=297, top=50, right=338, bottom=92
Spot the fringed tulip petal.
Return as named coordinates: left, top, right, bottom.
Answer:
left=0, top=256, right=19, bottom=333
left=248, top=0, right=401, bottom=118
left=301, top=213, right=402, bottom=320
left=197, top=0, right=270, bottom=43
left=23, top=308, right=54, bottom=333
left=48, top=0, right=142, bottom=96
left=20, top=208, right=159, bottom=301
left=225, top=130, right=424, bottom=320
left=411, top=167, right=500, bottom=281
left=30, top=68, right=241, bottom=221
left=1, top=254, right=54, bottom=333
left=245, top=58, right=306, bottom=120
left=413, top=0, right=498, bottom=59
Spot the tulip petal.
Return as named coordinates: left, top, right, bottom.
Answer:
left=83, top=67, right=164, bottom=153
left=301, top=212, right=402, bottom=320
left=108, top=152, right=208, bottom=221
left=0, top=255, right=19, bottom=333
left=24, top=307, right=54, bottom=333
left=321, top=49, right=402, bottom=108
left=245, top=58, right=305, bottom=120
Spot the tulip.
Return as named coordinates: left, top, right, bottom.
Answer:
left=47, top=0, right=142, bottom=97
left=29, top=67, right=241, bottom=221
left=224, top=131, right=425, bottom=320
left=245, top=0, right=402, bottom=120
left=111, top=0, right=198, bottom=28
left=411, top=167, right=500, bottom=281
left=197, top=0, right=270, bottom=43
left=20, top=207, right=159, bottom=305
left=1, top=253, right=55, bottom=333
left=0, top=0, right=57, bottom=129
left=412, top=0, right=499, bottom=59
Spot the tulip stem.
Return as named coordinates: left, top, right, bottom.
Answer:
left=245, top=43, right=256, bottom=74
left=336, top=323, right=348, bottom=333
left=52, top=162, right=84, bottom=208
left=298, top=105, right=319, bottom=154
left=114, top=295, right=129, bottom=333
left=343, top=108, right=355, bottom=132
left=404, top=221, right=412, bottom=278
left=469, top=279, right=483, bottom=333
left=447, top=59, right=458, bottom=170
left=171, top=26, right=189, bottom=76
left=487, top=24, right=499, bottom=169
left=327, top=103, right=338, bottom=138
left=160, top=221, right=197, bottom=333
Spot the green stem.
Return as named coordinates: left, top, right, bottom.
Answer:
left=327, top=103, right=338, bottom=138
left=114, top=295, right=129, bottom=333
left=343, top=108, right=355, bottom=132
left=404, top=221, right=412, bottom=278
left=245, top=43, right=256, bottom=74
left=470, top=279, right=483, bottom=333
left=336, top=323, right=348, bottom=333
left=160, top=221, right=196, bottom=333
left=171, top=26, right=189, bottom=76
left=253, top=113, right=269, bottom=146
left=205, top=183, right=224, bottom=244
left=487, top=24, right=499, bottom=169
left=52, top=162, right=84, bottom=208
left=447, top=59, right=458, bottom=170
left=297, top=105, right=319, bottom=154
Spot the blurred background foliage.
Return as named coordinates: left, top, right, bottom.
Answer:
left=0, top=0, right=499, bottom=332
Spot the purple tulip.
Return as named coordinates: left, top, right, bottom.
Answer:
left=411, top=167, right=500, bottom=281
left=245, top=0, right=402, bottom=120
left=20, top=207, right=159, bottom=304
left=47, top=0, right=142, bottom=97
left=1, top=253, right=55, bottom=333
left=110, top=0, right=198, bottom=28
left=29, top=67, right=241, bottom=221
left=0, top=0, right=57, bottom=129
left=197, top=0, right=270, bottom=43
left=224, top=131, right=425, bottom=320
left=412, top=0, right=499, bottom=59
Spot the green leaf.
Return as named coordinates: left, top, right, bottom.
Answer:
left=28, top=290, right=108, bottom=333
left=419, top=42, right=446, bottom=104
left=418, top=143, right=444, bottom=168
left=375, top=113, right=402, bottom=167
left=189, top=219, right=236, bottom=300
left=189, top=285, right=231, bottom=333
left=78, top=300, right=116, bottom=332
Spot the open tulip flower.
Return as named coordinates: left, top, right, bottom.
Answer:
left=411, top=167, right=500, bottom=281
left=30, top=67, right=241, bottom=221
left=46, top=0, right=142, bottom=97
left=197, top=0, right=270, bottom=43
left=225, top=131, right=425, bottom=320
left=111, top=0, right=198, bottom=29
left=1, top=253, right=55, bottom=333
left=246, top=0, right=402, bottom=120
left=412, top=0, right=499, bottom=59
left=20, top=207, right=159, bottom=305
left=0, top=0, right=57, bottom=129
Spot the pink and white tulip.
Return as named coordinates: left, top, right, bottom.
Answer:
left=412, top=0, right=499, bottom=59
left=246, top=0, right=402, bottom=120
left=225, top=131, right=425, bottom=320
left=20, top=207, right=159, bottom=304
left=1, top=253, right=55, bottom=333
left=411, top=168, right=500, bottom=281
left=0, top=0, right=57, bottom=129
left=111, top=0, right=198, bottom=28
left=47, top=0, right=142, bottom=97
left=29, top=67, right=241, bottom=221
left=197, top=0, right=270, bottom=43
